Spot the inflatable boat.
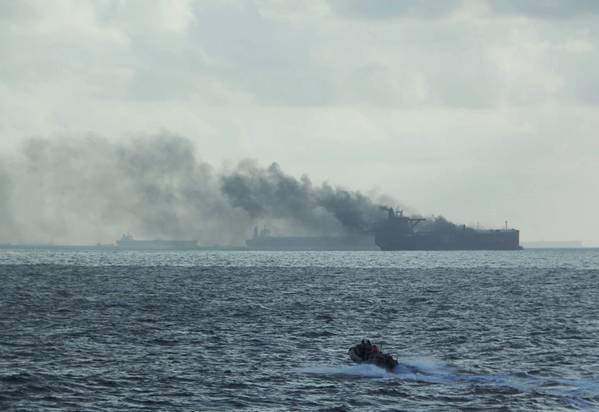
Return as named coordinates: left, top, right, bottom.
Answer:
left=348, top=340, right=398, bottom=372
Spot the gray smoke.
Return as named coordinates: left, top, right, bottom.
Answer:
left=0, top=133, right=390, bottom=245
left=416, top=215, right=463, bottom=233
left=221, top=161, right=386, bottom=234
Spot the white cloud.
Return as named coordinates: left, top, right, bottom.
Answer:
left=487, top=0, right=599, bottom=19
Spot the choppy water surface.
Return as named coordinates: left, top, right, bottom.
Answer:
left=1, top=249, right=598, bottom=411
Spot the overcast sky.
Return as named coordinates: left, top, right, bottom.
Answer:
left=1, top=0, right=598, bottom=245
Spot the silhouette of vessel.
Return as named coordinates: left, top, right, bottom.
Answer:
left=374, top=208, right=521, bottom=250
left=116, top=234, right=198, bottom=250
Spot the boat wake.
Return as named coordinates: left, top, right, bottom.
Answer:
left=297, top=358, right=599, bottom=407
left=296, top=358, right=455, bottom=383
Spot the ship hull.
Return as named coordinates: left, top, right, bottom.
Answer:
left=375, top=230, right=521, bottom=251
left=246, top=235, right=378, bottom=251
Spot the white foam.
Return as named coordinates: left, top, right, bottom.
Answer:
left=399, top=357, right=454, bottom=374
left=296, top=358, right=454, bottom=382
left=296, top=358, right=599, bottom=403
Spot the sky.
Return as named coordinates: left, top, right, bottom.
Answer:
left=1, top=0, right=598, bottom=245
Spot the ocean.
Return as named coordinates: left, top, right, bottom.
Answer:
left=1, top=248, right=598, bottom=411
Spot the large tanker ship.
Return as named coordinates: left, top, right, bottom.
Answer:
left=374, top=208, right=521, bottom=251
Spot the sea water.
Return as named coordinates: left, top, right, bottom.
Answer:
left=1, top=249, right=598, bottom=411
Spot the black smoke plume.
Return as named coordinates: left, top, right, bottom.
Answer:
left=221, top=161, right=385, bottom=234
left=0, top=133, right=389, bottom=245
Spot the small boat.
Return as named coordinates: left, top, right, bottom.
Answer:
left=348, top=340, right=398, bottom=372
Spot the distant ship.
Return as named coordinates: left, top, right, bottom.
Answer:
left=246, top=227, right=378, bottom=251
left=116, top=234, right=198, bottom=250
left=374, top=208, right=521, bottom=251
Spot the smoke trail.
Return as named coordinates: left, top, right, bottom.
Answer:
left=0, top=165, right=18, bottom=241
left=0, top=133, right=389, bottom=245
left=221, top=161, right=385, bottom=234
left=0, top=134, right=245, bottom=244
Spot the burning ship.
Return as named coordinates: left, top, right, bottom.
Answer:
left=245, top=208, right=521, bottom=251
left=374, top=208, right=521, bottom=251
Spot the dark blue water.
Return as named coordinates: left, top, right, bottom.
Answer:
left=1, top=249, right=598, bottom=411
